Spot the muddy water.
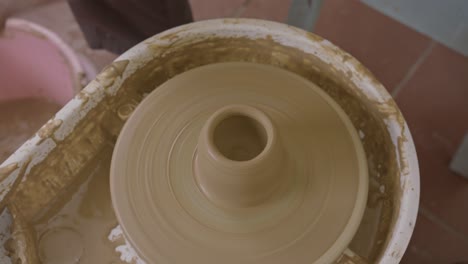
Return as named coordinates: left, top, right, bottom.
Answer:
left=0, top=97, right=61, bottom=163
left=32, top=147, right=122, bottom=264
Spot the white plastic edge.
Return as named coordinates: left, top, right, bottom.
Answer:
left=0, top=19, right=419, bottom=264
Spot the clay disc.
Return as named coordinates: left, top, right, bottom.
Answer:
left=111, top=62, right=368, bottom=264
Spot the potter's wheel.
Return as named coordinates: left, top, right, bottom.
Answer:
left=111, top=62, right=368, bottom=263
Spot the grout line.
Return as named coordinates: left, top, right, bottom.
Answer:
left=418, top=206, right=468, bottom=244
left=231, top=0, right=253, bottom=18
left=391, top=41, right=437, bottom=98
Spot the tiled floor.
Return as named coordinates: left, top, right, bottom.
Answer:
left=314, top=0, right=432, bottom=94
left=396, top=43, right=468, bottom=263
left=11, top=0, right=468, bottom=263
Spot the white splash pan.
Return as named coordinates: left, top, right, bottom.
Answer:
left=0, top=19, right=419, bottom=263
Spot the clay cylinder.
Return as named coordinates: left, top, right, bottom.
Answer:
left=195, top=105, right=284, bottom=208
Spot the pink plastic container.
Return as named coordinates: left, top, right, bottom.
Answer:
left=0, top=18, right=89, bottom=105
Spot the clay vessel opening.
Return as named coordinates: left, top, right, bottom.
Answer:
left=195, top=104, right=283, bottom=207
left=212, top=114, right=268, bottom=162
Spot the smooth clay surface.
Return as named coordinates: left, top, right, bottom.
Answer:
left=111, top=62, right=368, bottom=264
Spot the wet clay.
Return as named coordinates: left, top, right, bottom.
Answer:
left=32, top=147, right=122, bottom=264
left=0, top=98, right=61, bottom=163
left=111, top=62, right=368, bottom=264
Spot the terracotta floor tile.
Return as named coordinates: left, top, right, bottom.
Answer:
left=401, top=212, right=468, bottom=263
left=188, top=0, right=246, bottom=20
left=314, top=0, right=430, bottom=92
left=396, top=43, right=468, bottom=237
left=240, top=0, right=292, bottom=23
left=400, top=247, right=433, bottom=264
